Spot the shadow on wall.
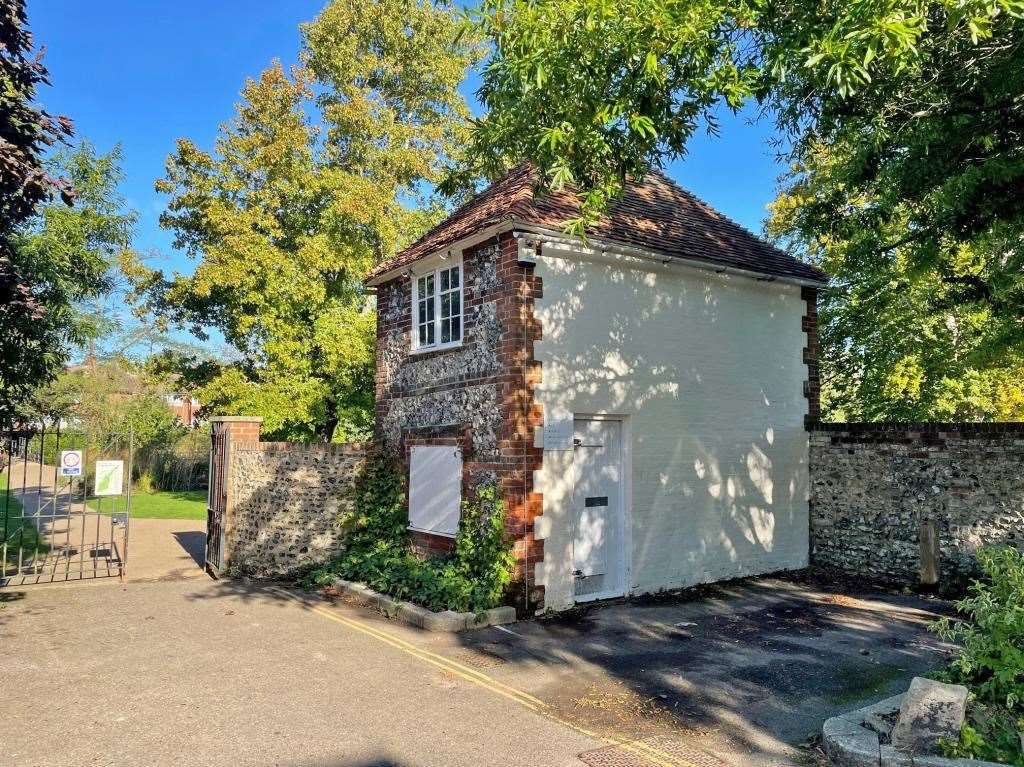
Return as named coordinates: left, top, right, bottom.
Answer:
left=534, top=253, right=810, bottom=599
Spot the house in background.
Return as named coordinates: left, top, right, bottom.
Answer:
left=366, top=164, right=827, bottom=612
left=165, top=393, right=201, bottom=428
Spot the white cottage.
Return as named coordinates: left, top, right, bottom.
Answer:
left=366, top=164, right=827, bottom=612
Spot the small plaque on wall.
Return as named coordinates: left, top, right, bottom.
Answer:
left=543, top=413, right=573, bottom=450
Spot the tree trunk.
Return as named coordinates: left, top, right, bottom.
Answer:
left=316, top=398, right=339, bottom=443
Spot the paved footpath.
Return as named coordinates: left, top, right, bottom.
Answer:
left=0, top=578, right=600, bottom=767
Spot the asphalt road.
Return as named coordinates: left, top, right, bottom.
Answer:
left=0, top=578, right=600, bottom=767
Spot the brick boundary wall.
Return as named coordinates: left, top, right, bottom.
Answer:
left=222, top=440, right=369, bottom=578
left=808, top=421, right=1024, bottom=589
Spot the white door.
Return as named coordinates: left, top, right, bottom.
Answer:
left=572, top=419, right=626, bottom=602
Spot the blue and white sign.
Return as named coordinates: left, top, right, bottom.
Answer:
left=60, top=450, right=83, bottom=476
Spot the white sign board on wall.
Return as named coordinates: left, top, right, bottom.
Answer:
left=408, top=446, right=462, bottom=537
left=543, top=412, right=574, bottom=450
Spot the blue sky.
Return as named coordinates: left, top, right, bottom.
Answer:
left=31, top=1, right=785, bottom=346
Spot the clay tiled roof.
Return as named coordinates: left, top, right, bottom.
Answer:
left=366, top=164, right=827, bottom=284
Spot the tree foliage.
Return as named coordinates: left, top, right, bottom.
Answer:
left=30, top=358, right=183, bottom=450
left=130, top=0, right=480, bottom=441
left=469, top=0, right=1024, bottom=420
left=768, top=144, right=1024, bottom=421
left=0, top=0, right=104, bottom=419
left=2, top=141, right=133, bottom=420
left=470, top=0, right=1023, bottom=228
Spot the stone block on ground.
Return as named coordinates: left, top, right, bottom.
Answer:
left=891, top=677, right=968, bottom=755
left=422, top=610, right=470, bottom=632
left=880, top=744, right=914, bottom=767
left=466, top=606, right=517, bottom=629
left=397, top=602, right=429, bottom=628
left=823, top=716, right=880, bottom=767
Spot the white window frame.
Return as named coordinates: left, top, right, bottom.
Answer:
left=410, top=255, right=463, bottom=353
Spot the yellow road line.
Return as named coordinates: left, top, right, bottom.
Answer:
left=268, top=586, right=701, bottom=767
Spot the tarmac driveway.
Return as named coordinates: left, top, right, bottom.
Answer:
left=449, top=574, right=955, bottom=767
left=0, top=573, right=954, bottom=767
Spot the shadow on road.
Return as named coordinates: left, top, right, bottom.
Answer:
left=288, top=760, right=410, bottom=767
left=179, top=571, right=955, bottom=767
left=450, top=573, right=956, bottom=766
left=171, top=530, right=206, bottom=568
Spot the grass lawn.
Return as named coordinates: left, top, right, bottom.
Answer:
left=1, top=472, right=48, bottom=567
left=123, top=489, right=207, bottom=520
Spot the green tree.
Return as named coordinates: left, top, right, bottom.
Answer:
left=0, top=0, right=106, bottom=420
left=31, top=359, right=182, bottom=450
left=768, top=144, right=1024, bottom=420
left=3, top=140, right=135, bottom=421
left=131, top=0, right=480, bottom=441
left=469, top=0, right=1023, bottom=229
left=24, top=143, right=138, bottom=356
left=468, top=0, right=1024, bottom=420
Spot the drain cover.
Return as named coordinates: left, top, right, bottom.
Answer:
left=577, top=745, right=658, bottom=767
left=453, top=649, right=507, bottom=669
left=640, top=737, right=730, bottom=767
left=578, top=738, right=730, bottom=767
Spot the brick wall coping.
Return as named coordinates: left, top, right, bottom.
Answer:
left=232, top=441, right=372, bottom=455
left=210, top=415, right=264, bottom=423
left=808, top=420, right=1024, bottom=435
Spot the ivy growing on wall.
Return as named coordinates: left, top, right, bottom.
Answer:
left=306, top=451, right=515, bottom=614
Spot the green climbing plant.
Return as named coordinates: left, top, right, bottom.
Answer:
left=307, top=453, right=515, bottom=614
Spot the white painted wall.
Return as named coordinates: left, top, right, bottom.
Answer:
left=531, top=248, right=810, bottom=610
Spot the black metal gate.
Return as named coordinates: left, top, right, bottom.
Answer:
left=1, top=423, right=132, bottom=587
left=205, top=421, right=227, bottom=575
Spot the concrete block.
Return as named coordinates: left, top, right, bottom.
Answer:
left=375, top=593, right=401, bottom=617
left=484, top=606, right=517, bottom=626
left=823, top=716, right=880, bottom=767
left=466, top=606, right=517, bottom=629
left=396, top=602, right=429, bottom=629
left=334, top=579, right=375, bottom=603
left=422, top=610, right=470, bottom=632
left=891, top=677, right=968, bottom=755
left=880, top=745, right=914, bottom=767
left=839, top=694, right=903, bottom=736
left=913, top=756, right=1005, bottom=767
left=350, top=583, right=377, bottom=598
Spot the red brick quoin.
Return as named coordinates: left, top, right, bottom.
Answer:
left=373, top=231, right=546, bottom=612
left=801, top=286, right=821, bottom=424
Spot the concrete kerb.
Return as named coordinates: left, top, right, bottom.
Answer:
left=823, top=695, right=1005, bottom=767
left=331, top=577, right=517, bottom=633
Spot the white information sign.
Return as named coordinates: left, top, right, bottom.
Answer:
left=94, top=460, right=124, bottom=496
left=59, top=450, right=83, bottom=476
left=543, top=412, right=574, bottom=450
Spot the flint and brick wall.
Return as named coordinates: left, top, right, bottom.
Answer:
left=809, top=422, right=1024, bottom=587
left=224, top=441, right=368, bottom=578
left=374, top=232, right=546, bottom=608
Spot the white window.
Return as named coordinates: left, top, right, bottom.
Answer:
left=408, top=446, right=462, bottom=537
left=412, top=260, right=462, bottom=351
